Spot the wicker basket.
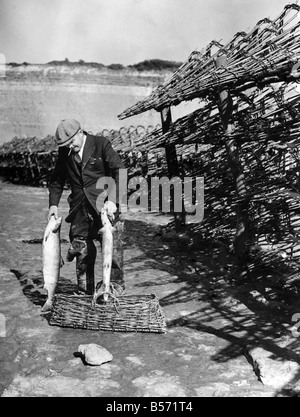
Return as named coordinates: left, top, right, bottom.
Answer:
left=49, top=293, right=167, bottom=333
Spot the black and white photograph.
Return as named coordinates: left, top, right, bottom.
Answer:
left=0, top=0, right=300, bottom=400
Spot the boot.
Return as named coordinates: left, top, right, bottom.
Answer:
left=86, top=240, right=96, bottom=295
left=66, top=238, right=87, bottom=262
left=76, top=272, right=86, bottom=295
left=75, top=239, right=96, bottom=295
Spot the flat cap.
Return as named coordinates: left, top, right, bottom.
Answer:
left=55, top=119, right=81, bottom=147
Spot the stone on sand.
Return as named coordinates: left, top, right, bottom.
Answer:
left=246, top=346, right=300, bottom=389
left=77, top=343, right=113, bottom=366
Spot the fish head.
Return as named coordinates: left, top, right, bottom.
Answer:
left=48, top=215, right=63, bottom=233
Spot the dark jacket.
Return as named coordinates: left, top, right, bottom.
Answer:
left=49, top=133, right=125, bottom=222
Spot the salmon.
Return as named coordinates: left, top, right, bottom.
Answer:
left=41, top=215, right=63, bottom=312
left=92, top=208, right=115, bottom=306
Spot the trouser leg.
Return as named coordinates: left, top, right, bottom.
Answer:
left=68, top=200, right=97, bottom=294
left=85, top=239, right=97, bottom=295
left=67, top=199, right=125, bottom=294
left=75, top=238, right=96, bottom=295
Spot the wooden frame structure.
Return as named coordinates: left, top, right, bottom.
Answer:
left=117, top=3, right=300, bottom=260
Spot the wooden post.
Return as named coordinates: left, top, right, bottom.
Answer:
left=161, top=106, right=186, bottom=231
left=215, top=55, right=249, bottom=261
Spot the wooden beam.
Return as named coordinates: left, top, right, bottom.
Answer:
left=160, top=106, right=186, bottom=231
left=215, top=55, right=249, bottom=261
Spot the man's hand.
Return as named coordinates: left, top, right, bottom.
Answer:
left=48, top=205, right=58, bottom=220
left=103, top=201, right=117, bottom=221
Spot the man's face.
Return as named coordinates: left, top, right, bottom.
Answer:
left=69, top=130, right=84, bottom=153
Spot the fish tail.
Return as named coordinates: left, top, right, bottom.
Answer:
left=41, top=298, right=53, bottom=313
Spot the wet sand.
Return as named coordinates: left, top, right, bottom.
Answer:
left=0, top=179, right=298, bottom=397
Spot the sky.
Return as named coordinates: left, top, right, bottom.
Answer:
left=0, top=0, right=294, bottom=66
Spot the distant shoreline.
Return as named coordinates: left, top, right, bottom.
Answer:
left=2, top=63, right=173, bottom=88
left=6, top=58, right=182, bottom=73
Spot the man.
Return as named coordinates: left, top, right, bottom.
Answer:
left=48, top=119, right=126, bottom=295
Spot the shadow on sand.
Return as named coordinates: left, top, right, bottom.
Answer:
left=124, top=217, right=300, bottom=397
left=10, top=268, right=78, bottom=309
left=9, top=214, right=300, bottom=396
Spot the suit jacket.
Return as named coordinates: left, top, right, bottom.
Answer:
left=48, top=133, right=125, bottom=222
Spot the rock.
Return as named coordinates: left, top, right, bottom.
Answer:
left=245, top=346, right=300, bottom=389
left=77, top=344, right=113, bottom=366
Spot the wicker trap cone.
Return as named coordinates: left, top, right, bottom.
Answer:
left=49, top=293, right=167, bottom=333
